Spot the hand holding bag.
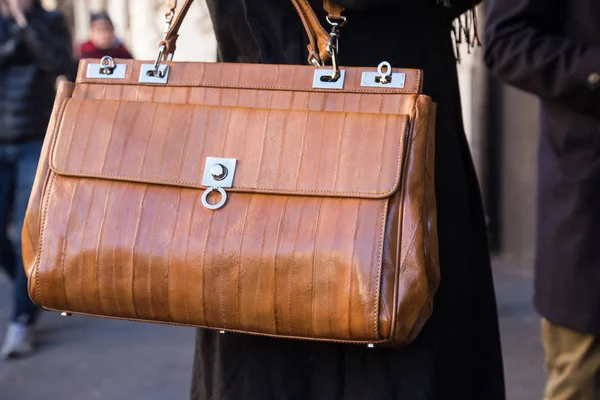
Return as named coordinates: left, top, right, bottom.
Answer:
left=22, top=0, right=440, bottom=348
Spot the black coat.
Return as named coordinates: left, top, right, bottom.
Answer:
left=0, top=8, right=72, bottom=144
left=485, top=0, right=600, bottom=335
left=192, top=1, right=506, bottom=399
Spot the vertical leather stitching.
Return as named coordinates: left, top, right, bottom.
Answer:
left=130, top=185, right=150, bottom=319
left=94, top=183, right=112, bottom=316
left=310, top=199, right=324, bottom=336
left=287, top=201, right=305, bottom=335
left=374, top=199, right=389, bottom=340
left=347, top=200, right=362, bottom=338
left=236, top=194, right=253, bottom=328
left=255, top=92, right=274, bottom=187
left=59, top=180, right=79, bottom=311
left=99, top=102, right=121, bottom=172
left=147, top=193, right=166, bottom=320
left=35, top=173, right=56, bottom=308
left=252, top=198, right=270, bottom=322
left=217, top=196, right=234, bottom=327
left=31, top=95, right=71, bottom=304
left=165, top=189, right=183, bottom=323
left=182, top=192, right=200, bottom=324
left=111, top=184, right=128, bottom=316
left=137, top=103, right=159, bottom=174
left=78, top=185, right=96, bottom=314
left=200, top=209, right=215, bottom=326
left=332, top=113, right=348, bottom=190
left=272, top=197, right=289, bottom=335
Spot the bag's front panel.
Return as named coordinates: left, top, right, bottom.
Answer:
left=29, top=76, right=413, bottom=343
left=36, top=174, right=388, bottom=342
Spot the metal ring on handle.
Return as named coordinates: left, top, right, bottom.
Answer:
left=377, top=61, right=392, bottom=84
left=325, top=15, right=347, bottom=27
left=202, top=187, right=228, bottom=210
left=100, top=56, right=116, bottom=75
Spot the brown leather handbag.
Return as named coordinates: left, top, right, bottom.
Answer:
left=22, top=0, right=439, bottom=348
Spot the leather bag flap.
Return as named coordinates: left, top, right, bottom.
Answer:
left=50, top=98, right=408, bottom=199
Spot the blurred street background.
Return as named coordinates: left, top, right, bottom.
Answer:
left=1, top=1, right=548, bottom=399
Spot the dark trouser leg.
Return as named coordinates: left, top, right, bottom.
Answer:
left=0, top=146, right=16, bottom=282
left=11, top=141, right=43, bottom=325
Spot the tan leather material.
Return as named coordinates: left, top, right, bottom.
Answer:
left=23, top=59, right=440, bottom=347
left=76, top=59, right=424, bottom=95
left=22, top=80, right=74, bottom=285
left=324, top=0, right=345, bottom=20
left=49, top=100, right=408, bottom=199
left=161, top=0, right=195, bottom=57
left=290, top=0, right=331, bottom=65
left=71, top=83, right=420, bottom=115
left=390, top=97, right=440, bottom=346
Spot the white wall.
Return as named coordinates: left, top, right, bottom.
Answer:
left=43, top=0, right=217, bottom=62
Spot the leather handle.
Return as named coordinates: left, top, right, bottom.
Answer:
left=290, top=0, right=345, bottom=65
left=161, top=0, right=343, bottom=65
left=160, top=0, right=195, bottom=58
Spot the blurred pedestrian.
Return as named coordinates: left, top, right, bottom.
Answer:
left=192, top=1, right=506, bottom=399
left=0, top=0, right=72, bottom=359
left=485, top=0, right=600, bottom=399
left=78, top=11, right=132, bottom=59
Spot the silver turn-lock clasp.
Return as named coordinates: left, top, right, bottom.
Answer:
left=361, top=61, right=406, bottom=89
left=201, top=157, right=237, bottom=210
left=86, top=55, right=127, bottom=79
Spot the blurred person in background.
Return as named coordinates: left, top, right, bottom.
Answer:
left=485, top=0, right=600, bottom=398
left=0, top=0, right=72, bottom=359
left=78, top=11, right=132, bottom=60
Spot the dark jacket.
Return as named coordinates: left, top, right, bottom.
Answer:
left=485, top=0, right=600, bottom=334
left=192, top=1, right=505, bottom=400
left=0, top=8, right=72, bottom=144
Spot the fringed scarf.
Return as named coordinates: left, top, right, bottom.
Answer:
left=437, top=0, right=481, bottom=63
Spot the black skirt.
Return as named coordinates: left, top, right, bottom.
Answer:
left=191, top=1, right=505, bottom=399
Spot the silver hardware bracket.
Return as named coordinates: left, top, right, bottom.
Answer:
left=86, top=58, right=127, bottom=79
left=201, top=157, right=237, bottom=210
left=313, top=69, right=346, bottom=89
left=202, top=157, right=237, bottom=188
left=361, top=61, right=406, bottom=89
left=139, top=64, right=170, bottom=84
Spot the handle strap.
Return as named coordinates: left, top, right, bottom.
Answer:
left=290, top=0, right=329, bottom=65
left=160, top=0, right=343, bottom=65
left=324, top=1, right=344, bottom=20
left=160, top=0, right=195, bottom=58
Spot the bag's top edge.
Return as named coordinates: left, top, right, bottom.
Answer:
left=76, top=59, right=423, bottom=95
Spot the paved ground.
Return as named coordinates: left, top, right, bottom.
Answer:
left=0, top=260, right=544, bottom=400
